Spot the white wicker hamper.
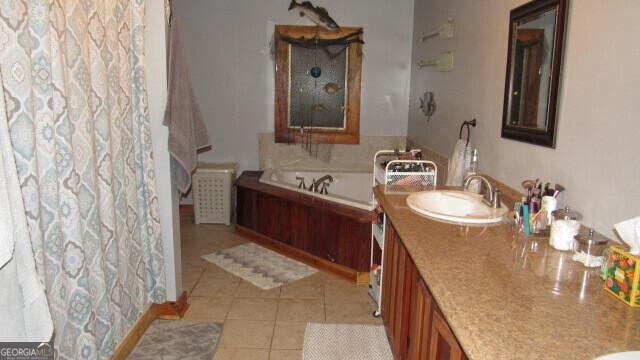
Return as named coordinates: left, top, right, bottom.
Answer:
left=192, top=162, right=237, bottom=225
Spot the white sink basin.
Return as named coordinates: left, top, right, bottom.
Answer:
left=406, top=190, right=508, bottom=224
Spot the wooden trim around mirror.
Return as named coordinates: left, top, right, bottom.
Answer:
left=274, top=25, right=362, bottom=144
left=501, top=0, right=568, bottom=148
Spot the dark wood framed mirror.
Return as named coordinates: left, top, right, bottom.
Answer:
left=501, top=0, right=568, bottom=147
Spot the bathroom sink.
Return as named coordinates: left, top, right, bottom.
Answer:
left=406, top=190, right=508, bottom=224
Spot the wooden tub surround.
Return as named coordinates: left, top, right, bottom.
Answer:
left=374, top=185, right=640, bottom=360
left=235, top=171, right=372, bottom=283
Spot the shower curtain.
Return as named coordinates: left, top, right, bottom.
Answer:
left=0, top=1, right=166, bottom=359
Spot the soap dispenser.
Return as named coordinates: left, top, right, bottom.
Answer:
left=466, top=149, right=481, bottom=193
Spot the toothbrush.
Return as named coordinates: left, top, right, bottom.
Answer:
left=523, top=204, right=532, bottom=236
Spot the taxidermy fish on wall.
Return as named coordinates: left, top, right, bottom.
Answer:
left=288, top=0, right=340, bottom=31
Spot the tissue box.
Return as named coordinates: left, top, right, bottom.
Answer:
left=603, top=245, right=640, bottom=307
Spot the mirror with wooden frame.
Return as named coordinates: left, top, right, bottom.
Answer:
left=501, top=0, right=568, bottom=148
left=274, top=25, right=363, bottom=144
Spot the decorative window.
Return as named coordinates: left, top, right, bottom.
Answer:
left=274, top=25, right=363, bottom=144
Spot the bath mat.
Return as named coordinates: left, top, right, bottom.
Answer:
left=201, top=242, right=317, bottom=290
left=128, top=320, right=222, bottom=360
left=302, top=323, right=393, bottom=360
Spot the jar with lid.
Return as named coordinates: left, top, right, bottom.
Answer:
left=549, top=206, right=582, bottom=251
left=573, top=228, right=609, bottom=268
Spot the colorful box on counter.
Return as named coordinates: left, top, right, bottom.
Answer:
left=603, top=246, right=640, bottom=307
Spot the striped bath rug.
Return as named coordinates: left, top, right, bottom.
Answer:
left=302, top=323, right=393, bottom=360
left=128, top=320, right=222, bottom=359
left=201, top=243, right=317, bottom=290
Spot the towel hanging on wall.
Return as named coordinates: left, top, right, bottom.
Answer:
left=164, top=17, right=211, bottom=194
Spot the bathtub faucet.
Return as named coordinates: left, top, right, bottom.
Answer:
left=295, top=176, right=307, bottom=190
left=311, top=175, right=334, bottom=195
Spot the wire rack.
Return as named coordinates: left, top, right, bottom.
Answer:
left=383, top=160, right=437, bottom=187
left=369, top=150, right=438, bottom=317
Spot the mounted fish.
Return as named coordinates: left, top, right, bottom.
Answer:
left=288, top=0, right=340, bottom=32
left=323, top=82, right=343, bottom=94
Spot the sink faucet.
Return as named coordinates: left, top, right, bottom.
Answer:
left=311, top=175, right=334, bottom=194
left=463, top=174, right=501, bottom=208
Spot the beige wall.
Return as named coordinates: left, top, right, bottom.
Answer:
left=407, top=0, right=640, bottom=237
left=174, top=0, right=415, bottom=171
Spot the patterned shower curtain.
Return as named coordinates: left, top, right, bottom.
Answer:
left=0, top=1, right=166, bottom=359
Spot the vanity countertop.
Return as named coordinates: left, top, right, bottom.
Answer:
left=374, top=185, right=640, bottom=360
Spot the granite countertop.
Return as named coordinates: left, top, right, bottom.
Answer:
left=374, top=185, right=640, bottom=360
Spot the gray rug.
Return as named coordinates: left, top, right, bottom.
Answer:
left=201, top=243, right=317, bottom=290
left=128, top=320, right=222, bottom=360
left=303, top=323, right=393, bottom=360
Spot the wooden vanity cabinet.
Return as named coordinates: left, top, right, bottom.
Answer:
left=382, top=219, right=467, bottom=360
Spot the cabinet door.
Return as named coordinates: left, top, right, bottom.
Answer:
left=429, top=308, right=465, bottom=360
left=408, top=279, right=432, bottom=360
left=381, top=219, right=397, bottom=345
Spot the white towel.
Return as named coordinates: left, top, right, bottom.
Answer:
left=0, top=70, right=53, bottom=342
left=163, top=18, right=211, bottom=194
left=445, top=139, right=472, bottom=186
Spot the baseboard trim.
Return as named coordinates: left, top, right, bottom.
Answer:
left=112, top=304, right=158, bottom=360
left=111, top=291, right=190, bottom=358
left=157, top=291, right=189, bottom=320
left=179, top=204, right=194, bottom=216
left=235, top=225, right=367, bottom=284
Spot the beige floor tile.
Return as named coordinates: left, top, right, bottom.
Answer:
left=325, top=298, right=382, bottom=325
left=218, top=319, right=275, bottom=349
left=213, top=348, right=269, bottom=360
left=227, top=298, right=279, bottom=321
left=271, top=322, right=307, bottom=350
left=192, top=274, right=240, bottom=297
left=182, top=296, right=232, bottom=321
left=182, top=266, right=206, bottom=294
left=269, top=349, right=302, bottom=360
left=179, top=221, right=381, bottom=354
left=280, top=274, right=324, bottom=299
left=324, top=280, right=370, bottom=304
left=276, top=299, right=324, bottom=322
left=235, top=281, right=281, bottom=299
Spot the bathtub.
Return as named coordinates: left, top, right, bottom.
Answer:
left=259, top=169, right=374, bottom=211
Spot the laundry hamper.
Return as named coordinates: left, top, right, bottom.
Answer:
left=192, top=162, right=238, bottom=225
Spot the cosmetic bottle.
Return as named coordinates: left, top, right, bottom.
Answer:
left=466, top=149, right=481, bottom=193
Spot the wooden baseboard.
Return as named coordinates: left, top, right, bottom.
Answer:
left=112, top=304, right=158, bottom=360
left=179, top=204, right=194, bottom=216
left=236, top=225, right=367, bottom=284
left=356, top=271, right=370, bottom=285
left=112, top=292, right=190, bottom=359
left=157, top=291, right=189, bottom=320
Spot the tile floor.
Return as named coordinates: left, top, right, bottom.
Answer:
left=179, top=212, right=382, bottom=360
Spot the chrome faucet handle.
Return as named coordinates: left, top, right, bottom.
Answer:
left=491, top=189, right=501, bottom=209
left=319, top=181, right=330, bottom=195
left=296, top=176, right=307, bottom=190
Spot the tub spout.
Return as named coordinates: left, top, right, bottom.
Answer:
left=312, top=175, right=334, bottom=193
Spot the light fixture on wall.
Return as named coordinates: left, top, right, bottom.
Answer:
left=418, top=51, right=454, bottom=72
left=420, top=18, right=454, bottom=42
